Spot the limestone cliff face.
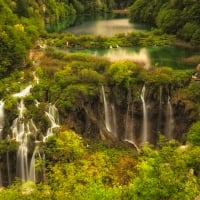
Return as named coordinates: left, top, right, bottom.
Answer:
left=60, top=84, right=199, bottom=146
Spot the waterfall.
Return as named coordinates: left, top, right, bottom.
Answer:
left=11, top=99, right=41, bottom=182
left=34, top=99, right=40, bottom=108
left=157, top=86, right=163, bottom=132
left=43, top=104, right=59, bottom=142
left=12, top=85, right=32, bottom=98
left=0, top=100, right=4, bottom=139
left=102, top=86, right=111, bottom=132
left=29, top=146, right=41, bottom=182
left=165, top=96, right=174, bottom=139
left=11, top=99, right=29, bottom=182
left=125, top=99, right=134, bottom=142
left=17, top=142, right=29, bottom=182
left=140, top=85, right=148, bottom=144
left=33, top=72, right=39, bottom=84
left=111, top=104, right=118, bottom=138
left=101, top=86, right=118, bottom=138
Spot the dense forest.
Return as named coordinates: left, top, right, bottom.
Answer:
left=129, top=0, right=200, bottom=45
left=0, top=0, right=200, bottom=199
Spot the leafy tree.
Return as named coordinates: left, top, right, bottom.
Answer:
left=187, top=121, right=200, bottom=146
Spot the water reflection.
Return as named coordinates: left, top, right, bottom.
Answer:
left=47, top=13, right=150, bottom=35
left=66, top=46, right=199, bottom=69
left=65, top=18, right=148, bottom=36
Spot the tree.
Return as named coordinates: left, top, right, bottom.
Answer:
left=187, top=121, right=200, bottom=146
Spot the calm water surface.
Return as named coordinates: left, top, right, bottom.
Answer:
left=52, top=14, right=198, bottom=69
left=64, top=17, right=149, bottom=36
left=64, top=46, right=199, bottom=69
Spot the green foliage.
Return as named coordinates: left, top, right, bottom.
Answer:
left=122, top=141, right=199, bottom=200
left=107, top=61, right=142, bottom=87
left=156, top=9, right=182, bottom=34
left=45, top=130, right=85, bottom=162
left=129, top=0, right=200, bottom=44
left=188, top=121, right=200, bottom=146
left=186, top=81, right=200, bottom=102
left=48, top=29, right=174, bottom=49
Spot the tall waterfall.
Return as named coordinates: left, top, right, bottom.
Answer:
left=124, top=99, right=139, bottom=150
left=125, top=99, right=134, bottom=142
left=111, top=104, right=118, bottom=138
left=0, top=100, right=4, bottom=139
left=29, top=145, right=41, bottom=182
left=11, top=99, right=29, bottom=182
left=102, top=86, right=111, bottom=132
left=140, top=85, right=148, bottom=144
left=157, top=86, right=163, bottom=132
left=101, top=86, right=117, bottom=138
left=43, top=104, right=59, bottom=142
left=165, top=96, right=174, bottom=139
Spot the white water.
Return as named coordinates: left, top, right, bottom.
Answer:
left=140, top=85, right=148, bottom=144
left=125, top=100, right=134, bottom=142
left=11, top=99, right=29, bottom=182
left=102, top=86, right=112, bottom=132
left=165, top=96, right=174, bottom=139
left=29, top=146, right=41, bottom=182
left=157, top=86, right=163, bottom=132
left=33, top=72, right=39, bottom=84
left=34, top=99, right=40, bottom=108
left=43, top=104, right=59, bottom=142
left=12, top=85, right=32, bottom=98
left=104, top=48, right=151, bottom=69
left=0, top=100, right=4, bottom=139
left=111, top=104, right=118, bottom=138
left=101, top=86, right=118, bottom=138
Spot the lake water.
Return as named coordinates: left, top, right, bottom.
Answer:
left=47, top=13, right=150, bottom=34
left=64, top=15, right=150, bottom=36
left=64, top=46, right=198, bottom=69
left=51, top=14, right=198, bottom=69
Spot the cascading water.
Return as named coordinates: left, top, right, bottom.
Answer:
left=125, top=99, right=134, bottom=142
left=33, top=72, right=39, bottom=84
left=11, top=99, right=29, bottom=182
left=0, top=100, right=4, bottom=139
left=29, top=145, right=41, bottom=182
left=165, top=96, right=174, bottom=140
left=140, top=85, right=148, bottom=144
left=111, top=104, right=118, bottom=138
left=157, top=86, right=163, bottom=132
left=12, top=85, right=32, bottom=98
left=124, top=99, right=139, bottom=150
left=102, top=86, right=111, bottom=132
left=43, top=104, right=59, bottom=142
left=101, top=86, right=118, bottom=138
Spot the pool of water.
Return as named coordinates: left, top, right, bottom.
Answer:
left=47, top=13, right=151, bottom=35
left=64, top=46, right=199, bottom=69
